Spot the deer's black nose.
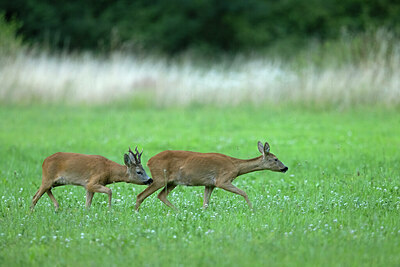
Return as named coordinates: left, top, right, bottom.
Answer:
left=145, top=178, right=153, bottom=185
left=281, top=167, right=288, bottom=173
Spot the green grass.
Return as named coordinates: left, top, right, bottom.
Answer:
left=0, top=105, right=399, bottom=266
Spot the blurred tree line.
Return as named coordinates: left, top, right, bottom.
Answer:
left=1, top=0, right=399, bottom=55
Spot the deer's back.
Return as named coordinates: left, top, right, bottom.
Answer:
left=147, top=150, right=237, bottom=185
left=42, top=152, right=113, bottom=185
left=148, top=150, right=234, bottom=166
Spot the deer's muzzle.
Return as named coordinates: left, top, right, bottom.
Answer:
left=144, top=178, right=153, bottom=185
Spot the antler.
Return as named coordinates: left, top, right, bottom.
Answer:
left=135, top=146, right=143, bottom=163
left=128, top=146, right=139, bottom=164
left=128, top=146, right=142, bottom=164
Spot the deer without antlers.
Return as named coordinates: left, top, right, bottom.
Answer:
left=135, top=141, right=288, bottom=210
left=31, top=147, right=152, bottom=210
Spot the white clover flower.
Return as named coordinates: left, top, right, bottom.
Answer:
left=205, top=229, right=214, bottom=235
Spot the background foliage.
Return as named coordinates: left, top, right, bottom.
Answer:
left=0, top=13, right=23, bottom=56
left=1, top=0, right=400, bottom=55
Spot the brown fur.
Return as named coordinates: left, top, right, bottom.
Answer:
left=31, top=151, right=151, bottom=210
left=135, top=141, right=288, bottom=210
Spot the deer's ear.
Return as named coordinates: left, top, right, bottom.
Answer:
left=264, top=142, right=270, bottom=153
left=258, top=141, right=264, bottom=155
left=124, top=154, right=131, bottom=166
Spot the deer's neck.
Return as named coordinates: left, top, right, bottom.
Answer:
left=108, top=164, right=131, bottom=183
left=235, top=156, right=264, bottom=176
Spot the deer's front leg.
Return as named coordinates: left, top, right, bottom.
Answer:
left=86, top=183, right=112, bottom=207
left=85, top=191, right=95, bottom=208
left=203, top=186, right=215, bottom=209
left=217, top=183, right=253, bottom=209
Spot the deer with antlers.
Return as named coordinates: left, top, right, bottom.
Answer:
left=135, top=141, right=288, bottom=210
left=31, top=147, right=152, bottom=210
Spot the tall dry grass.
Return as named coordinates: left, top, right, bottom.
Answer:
left=1, top=30, right=399, bottom=107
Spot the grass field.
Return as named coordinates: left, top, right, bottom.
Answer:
left=0, top=105, right=399, bottom=266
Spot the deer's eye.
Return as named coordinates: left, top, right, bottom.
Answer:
left=274, top=159, right=278, bottom=162
left=136, top=171, right=142, bottom=174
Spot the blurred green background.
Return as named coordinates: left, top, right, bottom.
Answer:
left=1, top=0, right=400, bottom=56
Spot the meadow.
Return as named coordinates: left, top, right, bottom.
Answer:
left=0, top=104, right=399, bottom=266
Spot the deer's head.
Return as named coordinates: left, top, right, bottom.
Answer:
left=124, top=146, right=153, bottom=185
left=257, top=141, right=288, bottom=173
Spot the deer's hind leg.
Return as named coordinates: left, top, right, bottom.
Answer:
left=135, top=182, right=164, bottom=211
left=30, top=188, right=42, bottom=210
left=157, top=183, right=177, bottom=209
left=46, top=189, right=59, bottom=210
left=31, top=184, right=50, bottom=210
